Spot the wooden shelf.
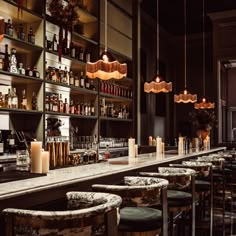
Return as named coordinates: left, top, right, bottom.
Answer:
left=45, top=80, right=98, bottom=96
left=0, top=70, right=43, bottom=85
left=100, top=117, right=132, bottom=122
left=0, top=108, right=43, bottom=115
left=73, top=31, right=98, bottom=45
left=100, top=92, right=132, bottom=102
left=77, top=8, right=97, bottom=23
left=45, top=111, right=97, bottom=119
left=1, top=34, right=43, bottom=52
left=2, top=0, right=43, bottom=22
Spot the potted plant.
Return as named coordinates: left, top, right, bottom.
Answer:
left=189, top=109, right=217, bottom=140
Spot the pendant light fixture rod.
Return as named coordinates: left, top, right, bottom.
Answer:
left=156, top=0, right=159, bottom=74
left=104, top=0, right=107, bottom=52
left=202, top=0, right=205, bottom=96
left=184, top=0, right=187, bottom=89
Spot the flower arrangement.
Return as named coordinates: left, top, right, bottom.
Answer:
left=189, top=109, right=217, bottom=132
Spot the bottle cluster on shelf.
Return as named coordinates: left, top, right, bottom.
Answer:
left=0, top=44, right=40, bottom=77
left=45, top=64, right=96, bottom=90
left=45, top=34, right=91, bottom=62
left=0, top=88, right=38, bottom=110
left=99, top=137, right=128, bottom=148
left=100, top=80, right=132, bottom=99
left=45, top=93, right=95, bottom=116
left=5, top=19, right=35, bottom=44
left=100, top=98, right=130, bottom=119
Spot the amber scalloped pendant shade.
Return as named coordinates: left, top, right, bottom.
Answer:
left=194, top=98, right=215, bottom=109
left=86, top=59, right=127, bottom=80
left=174, top=90, right=197, bottom=103
left=144, top=81, right=172, bottom=93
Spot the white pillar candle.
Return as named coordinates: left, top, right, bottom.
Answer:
left=156, top=136, right=162, bottom=154
left=148, top=136, right=153, bottom=146
left=42, top=151, right=49, bottom=174
left=128, top=138, right=135, bottom=158
left=31, top=141, right=42, bottom=173
left=134, top=144, right=138, bottom=158
left=162, top=142, right=165, bottom=153
left=178, top=137, right=184, bottom=154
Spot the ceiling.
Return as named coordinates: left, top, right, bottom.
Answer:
left=141, top=0, right=236, bottom=35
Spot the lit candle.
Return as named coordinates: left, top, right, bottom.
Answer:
left=128, top=138, right=135, bottom=158
left=31, top=141, right=42, bottom=173
left=134, top=144, right=138, bottom=158
left=156, top=136, right=162, bottom=154
left=162, top=142, right=165, bottom=153
left=42, top=151, right=49, bottom=174
left=148, top=136, right=153, bottom=146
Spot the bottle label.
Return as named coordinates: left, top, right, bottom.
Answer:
left=9, top=138, right=15, bottom=145
left=29, top=71, right=33, bottom=77
left=22, top=98, right=27, bottom=106
left=12, top=97, right=17, bottom=106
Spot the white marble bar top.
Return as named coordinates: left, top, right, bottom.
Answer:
left=0, top=147, right=226, bottom=201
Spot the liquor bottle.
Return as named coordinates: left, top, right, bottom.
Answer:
left=31, top=91, right=38, bottom=110
left=89, top=80, right=96, bottom=91
left=70, top=41, right=75, bottom=58
left=11, top=87, right=18, bottom=109
left=52, top=34, right=58, bottom=52
left=20, top=89, right=27, bottom=110
left=69, top=99, right=75, bottom=114
left=28, top=27, right=35, bottom=44
left=63, top=98, right=69, bottom=113
left=18, top=24, right=25, bottom=41
left=85, top=75, right=90, bottom=89
left=7, top=88, right=11, bottom=108
left=58, top=94, right=64, bottom=113
left=18, top=63, right=25, bottom=75
left=69, top=70, right=74, bottom=86
left=3, top=44, right=10, bottom=72
left=5, top=19, right=13, bottom=37
left=85, top=49, right=90, bottom=62
left=33, top=66, right=40, bottom=78
left=52, top=95, right=58, bottom=112
left=80, top=71, right=85, bottom=88
left=45, top=95, right=50, bottom=111
left=7, top=131, right=15, bottom=154
left=84, top=102, right=88, bottom=116
left=25, top=67, right=33, bottom=77
left=57, top=66, right=63, bottom=83
left=9, top=48, right=18, bottom=73
left=63, top=66, right=69, bottom=85
left=62, top=37, right=68, bottom=55
left=0, top=131, right=4, bottom=155
left=75, top=102, right=80, bottom=115
left=80, top=102, right=85, bottom=115
left=79, top=47, right=84, bottom=61
left=51, top=67, right=57, bottom=82
left=74, top=75, right=79, bottom=87
left=91, top=102, right=95, bottom=116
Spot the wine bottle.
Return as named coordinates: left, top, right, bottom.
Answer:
left=18, top=24, right=25, bottom=41
left=18, top=63, right=25, bottom=75
left=7, top=131, right=15, bottom=154
left=63, top=98, right=69, bottom=113
left=58, top=94, right=64, bottom=113
left=28, top=27, right=35, bottom=44
left=52, top=34, right=58, bottom=52
left=5, top=19, right=13, bottom=37
left=31, top=91, right=38, bottom=110
left=20, top=89, right=27, bottom=110
left=3, top=44, right=10, bottom=72
left=69, top=70, right=74, bottom=86
left=11, top=87, right=18, bottom=109
left=33, top=66, right=40, bottom=78
left=80, top=71, right=85, bottom=88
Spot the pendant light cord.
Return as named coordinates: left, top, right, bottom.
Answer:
left=157, top=0, right=159, bottom=74
left=203, top=0, right=205, bottom=96
left=105, top=0, right=107, bottom=51
left=184, top=0, right=187, bottom=88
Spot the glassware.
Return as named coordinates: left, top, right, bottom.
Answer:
left=16, top=149, right=30, bottom=171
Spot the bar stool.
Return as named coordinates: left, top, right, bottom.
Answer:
left=171, top=161, right=213, bottom=236
left=140, top=167, right=196, bottom=236
left=92, top=176, right=169, bottom=236
left=3, top=191, right=122, bottom=236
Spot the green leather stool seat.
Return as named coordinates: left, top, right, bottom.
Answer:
left=119, top=207, right=162, bottom=232
left=167, top=190, right=192, bottom=207
left=195, top=180, right=211, bottom=192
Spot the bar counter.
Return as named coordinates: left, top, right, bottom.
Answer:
left=0, top=147, right=225, bottom=212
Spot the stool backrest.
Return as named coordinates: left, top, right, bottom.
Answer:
left=3, top=192, right=122, bottom=236
left=140, top=167, right=196, bottom=190
left=92, top=176, right=168, bottom=207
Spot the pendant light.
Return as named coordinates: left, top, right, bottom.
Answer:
left=144, top=0, right=172, bottom=93
left=194, top=0, right=215, bottom=109
left=174, top=0, right=197, bottom=103
left=86, top=0, right=127, bottom=80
